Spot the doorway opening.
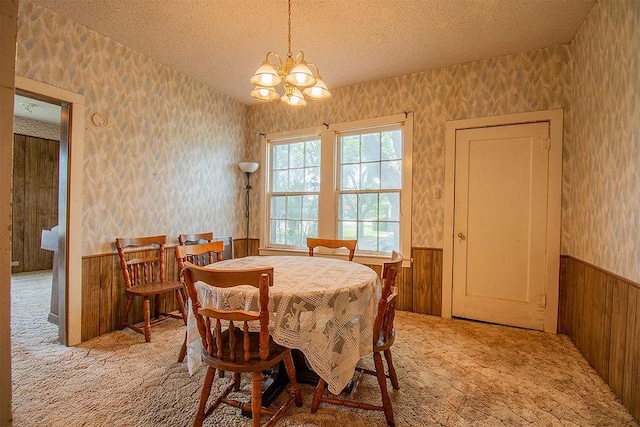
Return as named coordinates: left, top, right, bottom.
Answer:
left=14, top=76, right=85, bottom=346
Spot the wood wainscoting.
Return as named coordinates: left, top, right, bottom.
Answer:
left=80, top=244, right=444, bottom=341
left=559, top=255, right=640, bottom=422
left=367, top=247, right=443, bottom=316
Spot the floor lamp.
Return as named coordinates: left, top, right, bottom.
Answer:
left=238, top=162, right=259, bottom=257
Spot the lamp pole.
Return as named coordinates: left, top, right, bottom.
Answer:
left=243, top=171, right=252, bottom=257
left=238, top=162, right=259, bottom=257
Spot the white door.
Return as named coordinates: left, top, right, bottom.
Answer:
left=452, top=122, right=550, bottom=330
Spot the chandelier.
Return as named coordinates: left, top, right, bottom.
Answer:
left=250, top=0, right=331, bottom=107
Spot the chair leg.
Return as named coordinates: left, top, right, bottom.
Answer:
left=120, top=294, right=135, bottom=329
left=383, top=349, right=399, bottom=390
left=194, top=366, right=216, bottom=427
left=283, top=352, right=303, bottom=406
left=251, top=371, right=262, bottom=427
left=373, top=352, right=395, bottom=427
left=310, top=378, right=327, bottom=413
left=233, top=372, right=241, bottom=391
left=176, top=288, right=187, bottom=325
left=178, top=330, right=187, bottom=362
left=142, top=296, right=152, bottom=342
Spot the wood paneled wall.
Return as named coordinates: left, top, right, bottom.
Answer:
left=80, top=245, right=443, bottom=341
left=559, top=256, right=640, bottom=422
left=11, top=134, right=59, bottom=273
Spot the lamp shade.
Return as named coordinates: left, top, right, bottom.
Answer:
left=251, top=61, right=282, bottom=87
left=251, top=85, right=279, bottom=102
left=285, top=60, right=316, bottom=88
left=303, top=75, right=331, bottom=100
left=239, top=162, right=260, bottom=174
left=281, top=87, right=307, bottom=107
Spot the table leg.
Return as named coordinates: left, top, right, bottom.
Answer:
left=242, top=349, right=320, bottom=416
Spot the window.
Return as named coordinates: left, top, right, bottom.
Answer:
left=261, top=113, right=413, bottom=259
left=270, top=136, right=320, bottom=246
left=338, top=126, right=403, bottom=252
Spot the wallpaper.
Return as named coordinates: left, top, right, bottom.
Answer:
left=247, top=45, right=572, bottom=249
left=567, top=0, right=640, bottom=283
left=16, top=1, right=249, bottom=255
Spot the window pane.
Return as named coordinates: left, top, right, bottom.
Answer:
left=339, top=221, right=357, bottom=240
left=290, top=142, right=305, bottom=168
left=381, top=130, right=402, bottom=160
left=272, top=219, right=286, bottom=244
left=358, top=221, right=378, bottom=251
left=361, top=132, right=380, bottom=162
left=305, top=166, right=320, bottom=191
left=306, top=140, right=320, bottom=166
left=359, top=193, right=378, bottom=220
left=287, top=195, right=302, bottom=219
left=288, top=168, right=304, bottom=191
left=339, top=194, right=357, bottom=220
left=341, top=164, right=360, bottom=190
left=273, top=170, right=288, bottom=192
left=302, top=195, right=318, bottom=220
left=274, top=145, right=289, bottom=169
left=341, top=135, right=360, bottom=163
left=287, top=220, right=302, bottom=245
left=361, top=162, right=380, bottom=190
left=302, top=220, right=318, bottom=238
left=380, top=160, right=402, bottom=189
left=379, top=222, right=399, bottom=252
left=379, top=192, right=400, bottom=221
left=272, top=196, right=287, bottom=219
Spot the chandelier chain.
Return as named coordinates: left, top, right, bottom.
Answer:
left=287, top=0, right=292, bottom=56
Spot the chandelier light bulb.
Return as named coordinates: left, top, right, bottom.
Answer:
left=262, top=74, right=274, bottom=86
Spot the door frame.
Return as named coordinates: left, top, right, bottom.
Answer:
left=443, top=109, right=563, bottom=333
left=15, top=76, right=85, bottom=345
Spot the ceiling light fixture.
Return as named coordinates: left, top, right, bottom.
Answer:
left=19, top=101, right=38, bottom=114
left=250, top=0, right=331, bottom=107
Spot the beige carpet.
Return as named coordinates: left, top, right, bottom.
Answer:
left=11, top=271, right=639, bottom=427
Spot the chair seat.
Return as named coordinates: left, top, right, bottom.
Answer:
left=126, top=280, right=184, bottom=296
left=202, top=328, right=290, bottom=373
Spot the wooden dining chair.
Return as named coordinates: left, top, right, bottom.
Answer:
left=382, top=250, right=403, bottom=281
left=178, top=232, right=213, bottom=246
left=310, top=265, right=400, bottom=426
left=182, top=261, right=303, bottom=427
left=307, top=237, right=357, bottom=261
left=175, top=241, right=225, bottom=362
left=115, top=235, right=187, bottom=343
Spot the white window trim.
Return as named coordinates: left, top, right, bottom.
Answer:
left=259, top=113, right=413, bottom=265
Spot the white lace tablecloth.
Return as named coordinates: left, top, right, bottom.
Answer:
left=186, top=255, right=381, bottom=394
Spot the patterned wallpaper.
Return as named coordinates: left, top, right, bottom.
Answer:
left=16, top=1, right=249, bottom=255
left=247, top=46, right=572, bottom=249
left=567, top=0, right=640, bottom=283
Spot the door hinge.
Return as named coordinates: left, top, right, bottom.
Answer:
left=541, top=138, right=551, bottom=150
left=537, top=294, right=547, bottom=308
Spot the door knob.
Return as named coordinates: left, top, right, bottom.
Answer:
left=457, top=232, right=466, bottom=241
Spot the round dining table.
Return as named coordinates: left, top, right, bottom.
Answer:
left=185, top=255, right=381, bottom=395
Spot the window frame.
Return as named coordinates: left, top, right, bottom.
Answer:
left=259, top=113, right=413, bottom=264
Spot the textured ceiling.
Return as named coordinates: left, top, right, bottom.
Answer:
left=14, top=94, right=61, bottom=124
left=31, top=0, right=595, bottom=106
